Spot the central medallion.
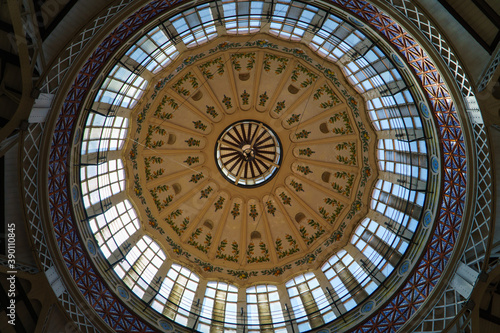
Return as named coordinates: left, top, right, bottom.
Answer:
left=215, top=120, right=282, bottom=187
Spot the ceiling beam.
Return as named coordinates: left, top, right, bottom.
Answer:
left=470, top=0, right=500, bottom=29
left=437, top=0, right=493, bottom=53
left=480, top=309, right=500, bottom=326
left=41, top=0, right=79, bottom=40
left=0, top=20, right=14, bottom=33
left=0, top=49, right=20, bottom=67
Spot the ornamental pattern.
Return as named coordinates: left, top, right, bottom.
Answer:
left=199, top=57, right=224, bottom=79
left=154, top=95, right=178, bottom=120
left=240, top=90, right=250, bottom=105
left=263, top=53, right=288, bottom=74
left=287, top=114, right=301, bottom=125
left=215, top=240, right=239, bottom=262
left=183, top=156, right=199, bottom=166
left=205, top=105, right=218, bottom=118
left=185, top=137, right=200, bottom=147
left=231, top=203, right=240, bottom=219
left=46, top=1, right=469, bottom=332
left=275, top=235, right=300, bottom=259
left=246, top=242, right=270, bottom=263
left=249, top=204, right=258, bottom=221
left=273, top=100, right=286, bottom=114
left=258, top=91, right=269, bottom=106
left=222, top=95, right=232, bottom=109
left=231, top=52, right=256, bottom=71
left=144, top=156, right=164, bottom=180
left=214, top=196, right=225, bottom=211
left=314, top=84, right=341, bottom=108
left=266, top=200, right=276, bottom=216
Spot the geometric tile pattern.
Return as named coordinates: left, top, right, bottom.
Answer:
left=46, top=0, right=471, bottom=332
left=330, top=1, right=467, bottom=332
left=384, top=1, right=493, bottom=331
left=48, top=2, right=176, bottom=332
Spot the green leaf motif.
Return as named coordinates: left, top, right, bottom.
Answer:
left=185, top=138, right=200, bottom=147
left=263, top=53, right=289, bottom=74
left=258, top=92, right=269, bottom=106
left=273, top=100, right=286, bottom=114
left=189, top=173, right=204, bottom=184
left=265, top=200, right=276, bottom=216
left=240, top=90, right=250, bottom=105
left=296, top=165, right=312, bottom=175
left=275, top=235, right=300, bottom=259
left=222, top=95, right=232, bottom=109
left=231, top=203, right=240, bottom=219
left=249, top=204, right=258, bottom=221
left=214, top=196, right=225, bottom=211
left=205, top=105, right=218, bottom=119
left=215, top=240, right=240, bottom=263
left=183, top=156, right=200, bottom=166
left=200, top=186, right=213, bottom=199
left=279, top=192, right=291, bottom=206
left=287, top=114, right=301, bottom=125
left=290, top=180, right=304, bottom=192
left=193, top=120, right=207, bottom=131
left=295, top=130, right=311, bottom=139
left=246, top=241, right=270, bottom=263
left=172, top=72, right=198, bottom=96
left=298, top=148, right=315, bottom=157
left=199, top=57, right=225, bottom=79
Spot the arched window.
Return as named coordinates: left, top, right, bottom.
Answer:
left=113, top=235, right=166, bottom=299
left=94, top=64, right=148, bottom=108
left=351, top=218, right=409, bottom=277
left=377, top=139, right=428, bottom=181
left=309, top=15, right=365, bottom=62
left=88, top=200, right=140, bottom=259
left=152, top=264, right=199, bottom=326
left=198, top=282, right=238, bottom=332
left=286, top=272, right=335, bottom=331
left=246, top=285, right=286, bottom=332
left=170, top=3, right=217, bottom=48
left=80, top=159, right=125, bottom=208
left=269, top=0, right=319, bottom=41
left=371, top=179, right=424, bottom=226
left=342, top=46, right=400, bottom=94
left=322, top=250, right=376, bottom=312
left=222, top=1, right=264, bottom=34
left=366, top=93, right=421, bottom=131
left=125, top=26, right=179, bottom=74
left=81, top=114, right=128, bottom=155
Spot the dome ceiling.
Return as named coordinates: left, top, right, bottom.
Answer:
left=41, top=0, right=481, bottom=331
left=125, top=41, right=377, bottom=283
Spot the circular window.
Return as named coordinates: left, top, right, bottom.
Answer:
left=215, top=120, right=282, bottom=187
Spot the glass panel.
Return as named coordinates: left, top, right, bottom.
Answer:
left=198, top=281, right=238, bottom=331
left=113, top=235, right=166, bottom=299
left=246, top=285, right=286, bottom=331
left=81, top=114, right=129, bottom=154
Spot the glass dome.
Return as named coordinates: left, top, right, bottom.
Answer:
left=62, top=0, right=453, bottom=332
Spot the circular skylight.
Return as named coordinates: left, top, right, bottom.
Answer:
left=215, top=120, right=282, bottom=187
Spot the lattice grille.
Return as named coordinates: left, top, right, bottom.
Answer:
left=22, top=124, right=51, bottom=270
left=413, top=289, right=466, bottom=333
left=40, top=0, right=133, bottom=94
left=384, top=0, right=473, bottom=97
left=21, top=124, right=95, bottom=332
left=379, top=1, right=494, bottom=331
left=478, top=48, right=500, bottom=92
